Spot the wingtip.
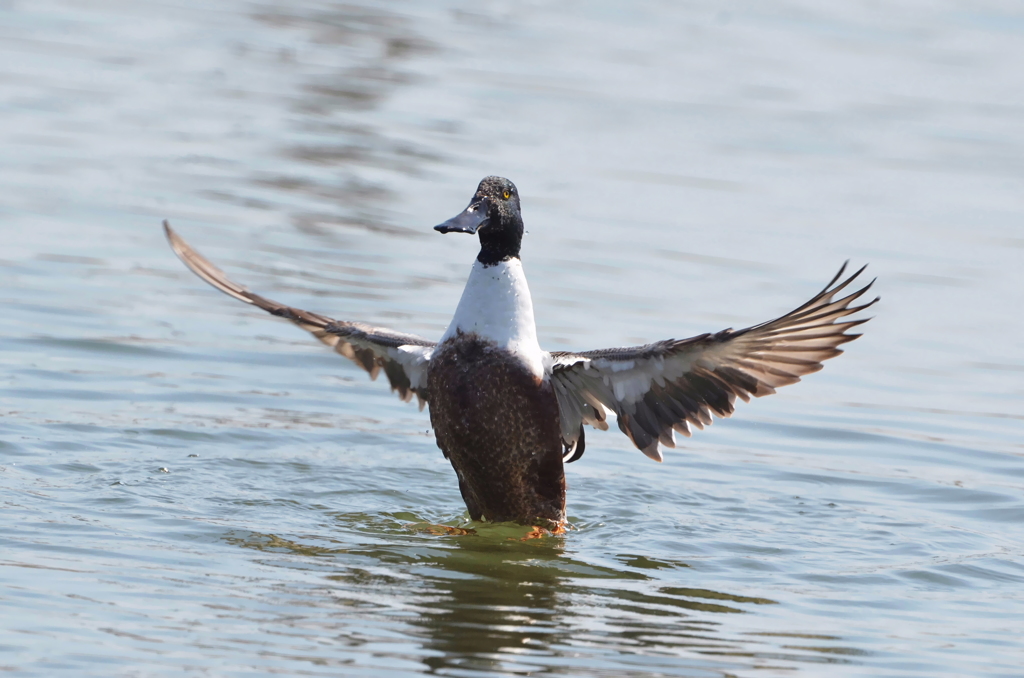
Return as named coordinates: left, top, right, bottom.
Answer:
left=858, top=295, right=881, bottom=312
left=829, top=260, right=850, bottom=286
left=163, top=220, right=182, bottom=251
left=641, top=443, right=664, bottom=463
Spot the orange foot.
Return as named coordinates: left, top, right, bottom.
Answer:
left=515, top=522, right=568, bottom=540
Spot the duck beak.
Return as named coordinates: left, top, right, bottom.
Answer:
left=434, top=199, right=490, bottom=234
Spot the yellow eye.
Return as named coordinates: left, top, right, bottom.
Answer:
left=503, top=190, right=511, bottom=199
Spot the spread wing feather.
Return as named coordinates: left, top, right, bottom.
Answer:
left=164, top=222, right=434, bottom=406
left=551, top=263, right=877, bottom=461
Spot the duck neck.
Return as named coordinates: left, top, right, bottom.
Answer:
left=477, top=219, right=523, bottom=266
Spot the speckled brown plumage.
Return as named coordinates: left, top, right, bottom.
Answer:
left=428, top=331, right=566, bottom=526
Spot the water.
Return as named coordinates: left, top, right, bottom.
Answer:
left=2, top=0, right=1023, bottom=675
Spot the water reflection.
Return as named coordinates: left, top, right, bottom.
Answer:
left=414, top=536, right=569, bottom=675
left=227, top=524, right=872, bottom=675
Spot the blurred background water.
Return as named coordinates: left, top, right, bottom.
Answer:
left=2, top=0, right=1023, bottom=675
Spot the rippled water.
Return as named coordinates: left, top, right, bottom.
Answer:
left=3, top=1, right=1024, bottom=675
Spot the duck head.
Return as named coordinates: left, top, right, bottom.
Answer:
left=434, top=176, right=524, bottom=265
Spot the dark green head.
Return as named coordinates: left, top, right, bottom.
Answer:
left=434, top=176, right=524, bottom=265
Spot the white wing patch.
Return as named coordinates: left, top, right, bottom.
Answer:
left=387, top=344, right=434, bottom=408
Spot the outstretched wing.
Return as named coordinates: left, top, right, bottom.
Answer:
left=550, top=263, right=877, bottom=462
left=164, top=221, right=434, bottom=406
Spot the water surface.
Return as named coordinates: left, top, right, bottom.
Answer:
left=2, top=1, right=1024, bottom=676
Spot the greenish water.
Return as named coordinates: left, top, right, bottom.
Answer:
left=2, top=1, right=1023, bottom=676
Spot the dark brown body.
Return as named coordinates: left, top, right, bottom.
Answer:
left=427, top=333, right=566, bottom=525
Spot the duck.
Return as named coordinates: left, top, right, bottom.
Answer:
left=164, top=175, right=877, bottom=530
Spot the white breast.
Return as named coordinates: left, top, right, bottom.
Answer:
left=441, top=258, right=547, bottom=378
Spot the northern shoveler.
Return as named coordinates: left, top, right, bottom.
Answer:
left=164, top=175, right=876, bottom=529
